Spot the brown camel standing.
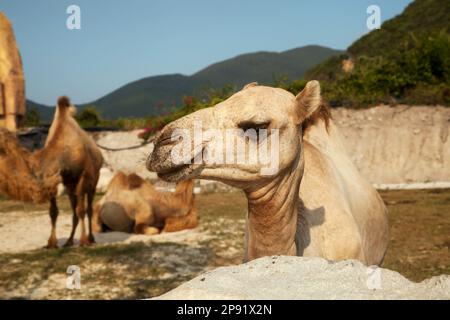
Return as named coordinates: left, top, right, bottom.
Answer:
left=93, top=172, right=197, bottom=235
left=0, top=96, right=103, bottom=248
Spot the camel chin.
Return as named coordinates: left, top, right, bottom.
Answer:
left=157, top=163, right=195, bottom=182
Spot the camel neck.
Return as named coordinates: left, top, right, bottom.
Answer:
left=244, top=149, right=304, bottom=261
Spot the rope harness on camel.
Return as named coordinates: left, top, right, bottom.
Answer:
left=18, top=126, right=155, bottom=152
left=95, top=137, right=154, bottom=152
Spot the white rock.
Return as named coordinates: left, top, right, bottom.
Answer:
left=155, top=256, right=450, bottom=300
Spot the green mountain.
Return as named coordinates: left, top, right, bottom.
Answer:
left=307, top=0, right=450, bottom=81
left=28, top=45, right=342, bottom=122
left=301, top=0, right=450, bottom=107
left=348, top=0, right=450, bottom=57
left=26, top=100, right=54, bottom=122
left=191, top=45, right=342, bottom=89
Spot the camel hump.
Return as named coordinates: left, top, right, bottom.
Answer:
left=127, top=173, right=145, bottom=189
left=242, top=82, right=258, bottom=90
left=57, top=96, right=71, bottom=107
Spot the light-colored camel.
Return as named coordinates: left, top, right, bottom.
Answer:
left=92, top=172, right=197, bottom=235
left=0, top=96, right=103, bottom=248
left=147, top=81, right=389, bottom=265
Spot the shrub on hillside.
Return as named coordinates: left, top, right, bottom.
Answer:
left=289, top=32, right=450, bottom=107
left=23, top=107, right=41, bottom=127
left=75, top=106, right=101, bottom=128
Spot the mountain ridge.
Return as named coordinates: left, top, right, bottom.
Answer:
left=28, top=45, right=343, bottom=121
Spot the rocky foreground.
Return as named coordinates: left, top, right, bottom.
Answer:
left=156, top=256, right=450, bottom=300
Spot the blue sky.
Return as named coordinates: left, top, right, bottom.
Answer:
left=1, top=0, right=412, bottom=105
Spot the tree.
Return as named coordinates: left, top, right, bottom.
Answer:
left=75, top=106, right=101, bottom=127
left=23, top=107, right=41, bottom=127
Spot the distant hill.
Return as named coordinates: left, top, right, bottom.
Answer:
left=307, top=0, right=450, bottom=80
left=26, top=100, right=54, bottom=122
left=29, top=45, right=342, bottom=122
left=191, top=46, right=342, bottom=89
left=301, top=0, right=450, bottom=107
left=348, top=0, right=450, bottom=57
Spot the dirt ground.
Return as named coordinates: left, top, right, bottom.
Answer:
left=0, top=189, right=448, bottom=299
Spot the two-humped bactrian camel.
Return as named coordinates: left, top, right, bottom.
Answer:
left=0, top=97, right=103, bottom=248
left=147, top=81, right=389, bottom=265
left=92, top=171, right=197, bottom=235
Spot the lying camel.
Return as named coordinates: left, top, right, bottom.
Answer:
left=92, top=171, right=197, bottom=235
left=147, top=81, right=389, bottom=265
left=0, top=97, right=103, bottom=248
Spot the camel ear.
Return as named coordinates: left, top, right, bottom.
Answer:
left=295, top=80, right=321, bottom=123
left=242, top=82, right=258, bottom=90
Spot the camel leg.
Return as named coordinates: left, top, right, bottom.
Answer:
left=134, top=207, right=159, bottom=235
left=163, top=204, right=198, bottom=233
left=91, top=200, right=103, bottom=233
left=86, top=190, right=96, bottom=244
left=46, top=197, right=59, bottom=249
left=76, top=192, right=90, bottom=246
left=63, top=191, right=78, bottom=247
left=135, top=224, right=159, bottom=235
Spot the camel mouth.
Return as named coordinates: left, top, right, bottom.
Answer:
left=157, top=162, right=197, bottom=182
left=152, top=148, right=204, bottom=182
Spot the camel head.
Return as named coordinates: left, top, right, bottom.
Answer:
left=147, top=81, right=322, bottom=190
left=56, top=96, right=77, bottom=116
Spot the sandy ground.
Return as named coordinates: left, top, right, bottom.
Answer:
left=0, top=209, right=211, bottom=253
left=0, top=192, right=246, bottom=299
left=0, top=189, right=448, bottom=299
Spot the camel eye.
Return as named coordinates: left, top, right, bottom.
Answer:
left=237, top=121, right=270, bottom=132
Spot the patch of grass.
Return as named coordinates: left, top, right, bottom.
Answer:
left=380, top=188, right=450, bottom=282
left=197, top=190, right=247, bottom=221
left=0, top=241, right=213, bottom=299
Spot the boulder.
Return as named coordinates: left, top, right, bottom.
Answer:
left=155, top=256, right=450, bottom=300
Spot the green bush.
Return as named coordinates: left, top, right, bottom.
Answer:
left=23, top=107, right=41, bottom=127
left=297, top=32, right=450, bottom=108
left=75, top=106, right=101, bottom=127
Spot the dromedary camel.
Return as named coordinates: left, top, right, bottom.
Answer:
left=147, top=81, right=389, bottom=265
left=92, top=171, right=197, bottom=235
left=0, top=96, right=103, bottom=248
